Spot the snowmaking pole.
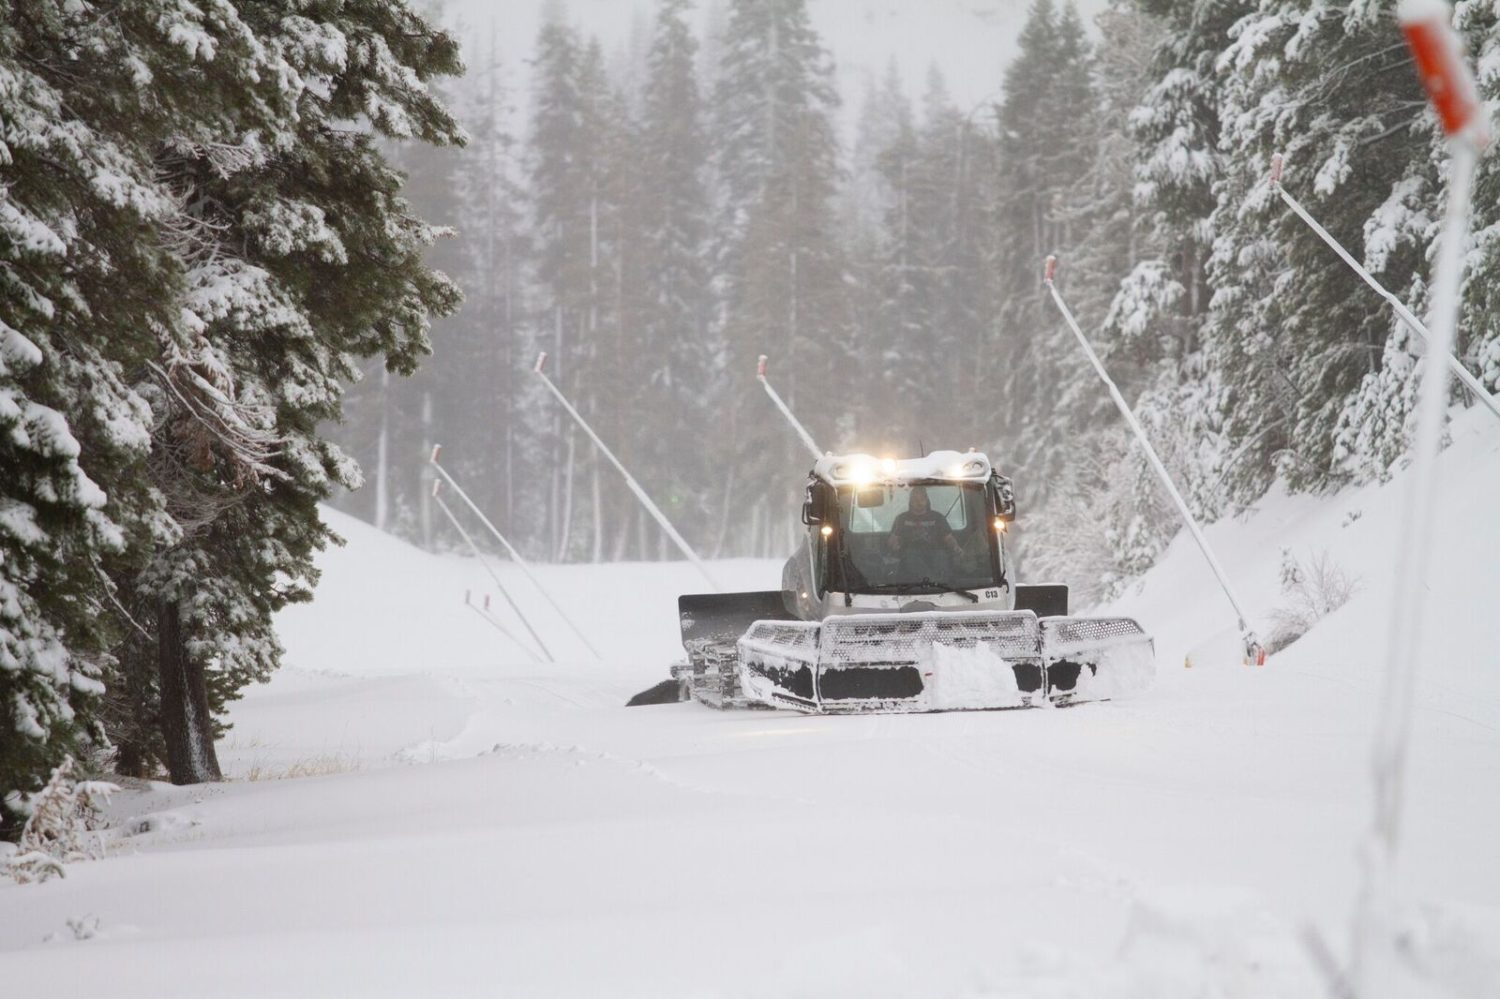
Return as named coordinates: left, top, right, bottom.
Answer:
left=1043, top=256, right=1265, bottom=665
left=1354, top=5, right=1490, bottom=993
left=757, top=354, right=822, bottom=459
left=429, top=446, right=603, bottom=660
left=432, top=480, right=551, bottom=664
left=464, top=590, right=542, bottom=662
left=1268, top=155, right=1500, bottom=425
left=532, top=353, right=721, bottom=592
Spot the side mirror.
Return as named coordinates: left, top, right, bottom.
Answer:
left=992, top=475, right=1017, bottom=523
left=801, top=482, right=823, bottom=525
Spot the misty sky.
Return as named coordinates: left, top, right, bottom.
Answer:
left=443, top=0, right=1112, bottom=127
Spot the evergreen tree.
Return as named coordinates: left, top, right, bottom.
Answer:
left=0, top=2, right=162, bottom=823
left=712, top=0, right=850, bottom=554
left=1201, top=1, right=1427, bottom=500
left=526, top=12, right=592, bottom=558
left=869, top=68, right=999, bottom=453
left=128, top=0, right=464, bottom=783
left=991, top=0, right=1101, bottom=494
left=449, top=40, right=529, bottom=540
left=634, top=0, right=715, bottom=558
left=1, top=0, right=463, bottom=804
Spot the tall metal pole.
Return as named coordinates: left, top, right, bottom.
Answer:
left=757, top=354, right=822, bottom=459
left=1044, top=256, right=1264, bottom=663
left=532, top=353, right=721, bottom=592
left=430, top=447, right=603, bottom=660
left=1268, top=154, right=1500, bottom=425
left=432, top=481, right=548, bottom=665
left=1354, top=5, right=1489, bottom=993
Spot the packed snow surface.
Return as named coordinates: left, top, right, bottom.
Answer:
left=4, top=408, right=1500, bottom=996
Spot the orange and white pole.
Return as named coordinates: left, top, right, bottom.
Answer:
left=1356, top=3, right=1490, bottom=991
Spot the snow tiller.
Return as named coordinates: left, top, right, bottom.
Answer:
left=630, top=451, right=1154, bottom=714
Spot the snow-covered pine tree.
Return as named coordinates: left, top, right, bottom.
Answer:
left=1023, top=0, right=1189, bottom=599
left=446, top=36, right=529, bottom=541
left=0, top=0, right=465, bottom=794
left=633, top=0, right=715, bottom=559
left=869, top=68, right=1000, bottom=454
left=332, top=40, right=468, bottom=548
left=843, top=60, right=910, bottom=249
left=0, top=3, right=164, bottom=824
left=121, top=0, right=464, bottom=784
left=1337, top=2, right=1500, bottom=481
left=526, top=12, right=596, bottom=560
left=1202, top=1, right=1430, bottom=500
left=583, top=54, right=654, bottom=562
left=866, top=71, right=924, bottom=444
left=841, top=64, right=911, bottom=445
left=1454, top=2, right=1500, bottom=396
left=991, top=0, right=1101, bottom=495
left=1116, top=0, right=1255, bottom=515
left=711, top=0, right=849, bottom=555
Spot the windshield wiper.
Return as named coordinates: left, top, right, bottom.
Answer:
left=919, top=578, right=980, bottom=603
left=862, top=579, right=980, bottom=603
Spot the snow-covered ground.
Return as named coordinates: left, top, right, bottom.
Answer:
left=4, top=409, right=1500, bottom=996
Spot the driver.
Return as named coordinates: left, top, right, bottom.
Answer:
left=887, top=486, right=962, bottom=569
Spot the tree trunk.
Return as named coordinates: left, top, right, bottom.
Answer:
left=419, top=390, right=434, bottom=548
left=590, top=457, right=603, bottom=563
left=112, top=640, right=157, bottom=779
left=557, top=426, right=576, bottom=560
left=156, top=599, right=222, bottom=785
left=375, top=368, right=390, bottom=531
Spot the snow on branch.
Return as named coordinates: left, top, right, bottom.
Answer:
left=4, top=757, right=117, bottom=885
left=148, top=332, right=287, bottom=495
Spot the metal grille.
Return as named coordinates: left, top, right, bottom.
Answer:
left=739, top=620, right=821, bottom=665
left=1040, top=616, right=1148, bottom=659
left=821, top=611, right=1041, bottom=667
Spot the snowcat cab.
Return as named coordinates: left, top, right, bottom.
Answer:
left=645, top=450, right=1154, bottom=714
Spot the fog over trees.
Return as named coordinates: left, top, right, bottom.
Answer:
left=337, top=0, right=1500, bottom=589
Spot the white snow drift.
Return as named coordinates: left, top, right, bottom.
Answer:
left=2, top=410, right=1498, bottom=997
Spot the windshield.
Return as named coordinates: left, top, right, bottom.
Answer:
left=829, top=482, right=1001, bottom=594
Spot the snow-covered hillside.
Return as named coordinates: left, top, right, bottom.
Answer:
left=4, top=409, right=1499, bottom=997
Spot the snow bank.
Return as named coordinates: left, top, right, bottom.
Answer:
left=3, top=407, right=1498, bottom=997
left=924, top=641, right=1025, bottom=711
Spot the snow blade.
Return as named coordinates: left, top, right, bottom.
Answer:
left=626, top=591, right=797, bottom=708
left=679, top=591, right=795, bottom=650
left=627, top=679, right=689, bottom=706
left=737, top=610, right=1153, bottom=714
